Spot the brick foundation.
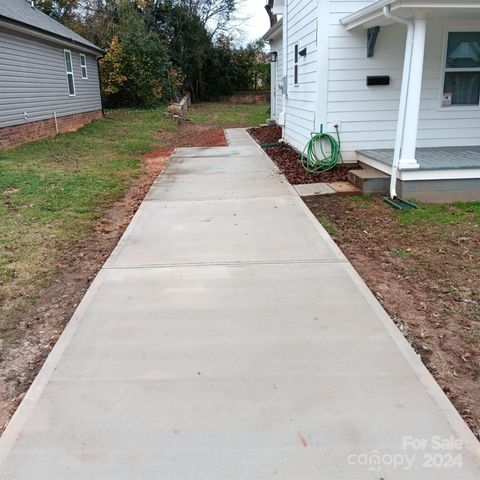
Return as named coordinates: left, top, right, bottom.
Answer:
left=217, top=91, right=270, bottom=104
left=0, top=110, right=103, bottom=149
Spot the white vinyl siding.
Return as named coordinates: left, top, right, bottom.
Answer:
left=80, top=53, right=88, bottom=79
left=325, top=2, right=480, bottom=160
left=0, top=27, right=102, bottom=129
left=270, top=35, right=283, bottom=120
left=284, top=0, right=318, bottom=152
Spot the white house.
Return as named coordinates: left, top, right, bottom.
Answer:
left=263, top=0, right=480, bottom=202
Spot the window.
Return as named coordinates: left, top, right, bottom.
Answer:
left=443, top=31, right=480, bottom=106
left=294, top=44, right=299, bottom=85
left=64, top=50, right=76, bottom=96
left=80, top=54, right=88, bottom=79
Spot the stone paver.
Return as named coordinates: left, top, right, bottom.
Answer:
left=294, top=182, right=336, bottom=197
left=0, top=129, right=479, bottom=479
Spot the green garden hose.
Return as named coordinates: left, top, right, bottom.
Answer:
left=300, top=125, right=342, bottom=173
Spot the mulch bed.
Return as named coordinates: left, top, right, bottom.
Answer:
left=248, top=125, right=282, bottom=145
left=248, top=126, right=356, bottom=185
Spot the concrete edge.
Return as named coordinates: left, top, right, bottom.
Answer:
left=0, top=271, right=107, bottom=463
left=225, top=128, right=282, bottom=174
left=250, top=124, right=480, bottom=458
left=344, top=262, right=480, bottom=462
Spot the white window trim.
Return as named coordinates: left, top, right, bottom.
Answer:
left=438, top=27, right=480, bottom=110
left=64, top=49, right=76, bottom=97
left=80, top=53, right=88, bottom=80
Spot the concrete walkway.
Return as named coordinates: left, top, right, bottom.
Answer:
left=0, top=129, right=479, bottom=478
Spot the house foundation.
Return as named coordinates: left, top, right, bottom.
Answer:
left=0, top=110, right=103, bottom=149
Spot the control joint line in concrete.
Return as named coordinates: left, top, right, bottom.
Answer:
left=102, top=258, right=351, bottom=270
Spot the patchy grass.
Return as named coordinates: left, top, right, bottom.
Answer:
left=463, top=331, right=480, bottom=347
left=399, top=202, right=480, bottom=225
left=305, top=194, right=480, bottom=438
left=392, top=248, right=411, bottom=258
left=0, top=109, right=168, bottom=339
left=0, top=103, right=265, bottom=343
left=317, top=213, right=343, bottom=239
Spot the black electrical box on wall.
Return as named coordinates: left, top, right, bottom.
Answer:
left=366, top=76, right=390, bottom=86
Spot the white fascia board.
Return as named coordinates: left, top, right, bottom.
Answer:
left=272, top=0, right=284, bottom=15
left=398, top=168, right=480, bottom=181
left=262, top=17, right=283, bottom=41
left=340, top=0, right=395, bottom=30
left=341, top=0, right=480, bottom=30
left=357, top=155, right=480, bottom=181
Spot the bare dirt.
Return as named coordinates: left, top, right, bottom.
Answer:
left=154, top=123, right=228, bottom=150
left=248, top=125, right=356, bottom=185
left=305, top=195, right=480, bottom=440
left=0, top=124, right=227, bottom=434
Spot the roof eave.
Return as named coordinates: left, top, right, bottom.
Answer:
left=262, top=17, right=283, bottom=41
left=340, top=0, right=480, bottom=30
left=340, top=0, right=395, bottom=30
left=0, top=14, right=104, bottom=55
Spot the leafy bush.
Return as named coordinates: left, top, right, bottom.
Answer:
left=100, top=3, right=182, bottom=107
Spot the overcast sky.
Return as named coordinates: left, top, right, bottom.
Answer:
left=236, top=0, right=271, bottom=44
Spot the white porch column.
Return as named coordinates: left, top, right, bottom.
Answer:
left=399, top=15, right=426, bottom=169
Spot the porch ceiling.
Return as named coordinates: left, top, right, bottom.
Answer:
left=341, top=0, right=480, bottom=30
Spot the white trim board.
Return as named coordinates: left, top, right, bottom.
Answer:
left=357, top=154, right=480, bottom=180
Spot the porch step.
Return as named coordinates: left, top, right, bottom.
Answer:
left=347, top=166, right=390, bottom=194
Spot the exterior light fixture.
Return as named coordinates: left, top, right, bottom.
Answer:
left=299, top=47, right=307, bottom=57
left=267, top=51, right=278, bottom=63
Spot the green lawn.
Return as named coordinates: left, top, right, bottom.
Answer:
left=188, top=102, right=268, bottom=128
left=0, top=103, right=268, bottom=340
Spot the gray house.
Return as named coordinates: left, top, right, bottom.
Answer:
left=0, top=0, right=104, bottom=148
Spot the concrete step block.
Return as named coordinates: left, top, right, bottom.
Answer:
left=348, top=167, right=390, bottom=194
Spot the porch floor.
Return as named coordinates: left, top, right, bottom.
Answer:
left=358, top=146, right=480, bottom=170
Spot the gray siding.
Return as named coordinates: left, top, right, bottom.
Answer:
left=0, top=27, right=102, bottom=129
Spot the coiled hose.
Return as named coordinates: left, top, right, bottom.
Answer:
left=300, top=125, right=342, bottom=173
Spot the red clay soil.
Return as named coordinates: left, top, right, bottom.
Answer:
left=0, top=125, right=227, bottom=434
left=155, top=124, right=228, bottom=149
left=248, top=125, right=356, bottom=185
left=305, top=195, right=480, bottom=440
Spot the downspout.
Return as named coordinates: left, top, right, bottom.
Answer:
left=383, top=5, right=414, bottom=199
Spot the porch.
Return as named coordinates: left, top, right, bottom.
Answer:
left=351, top=146, right=480, bottom=202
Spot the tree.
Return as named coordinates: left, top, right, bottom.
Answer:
left=140, top=0, right=236, bottom=37
left=100, top=35, right=127, bottom=97
left=33, top=0, right=79, bottom=21
left=99, top=2, right=180, bottom=107
left=204, top=38, right=269, bottom=98
left=33, top=0, right=268, bottom=105
left=145, top=1, right=211, bottom=100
